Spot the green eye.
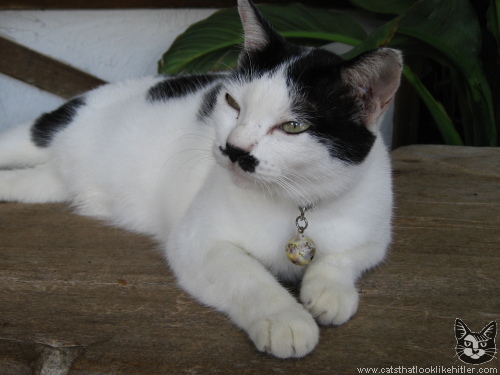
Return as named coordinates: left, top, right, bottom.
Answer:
left=225, top=93, right=240, bottom=111
left=281, top=121, right=311, bottom=134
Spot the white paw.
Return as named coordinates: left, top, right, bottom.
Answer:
left=248, top=308, right=319, bottom=358
left=300, top=278, right=359, bottom=326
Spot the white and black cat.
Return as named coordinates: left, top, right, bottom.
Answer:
left=455, top=319, right=497, bottom=365
left=0, top=0, right=402, bottom=358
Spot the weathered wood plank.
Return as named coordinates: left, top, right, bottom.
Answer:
left=0, top=145, right=498, bottom=374
left=0, top=36, right=106, bottom=99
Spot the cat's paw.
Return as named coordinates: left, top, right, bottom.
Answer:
left=248, top=308, right=319, bottom=358
left=300, top=278, right=359, bottom=326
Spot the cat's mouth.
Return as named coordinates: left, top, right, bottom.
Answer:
left=464, top=349, right=486, bottom=359
left=228, top=163, right=256, bottom=187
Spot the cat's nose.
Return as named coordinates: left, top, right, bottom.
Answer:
left=224, top=143, right=248, bottom=163
left=221, top=143, right=259, bottom=173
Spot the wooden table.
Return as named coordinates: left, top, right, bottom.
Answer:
left=1, top=145, right=499, bottom=374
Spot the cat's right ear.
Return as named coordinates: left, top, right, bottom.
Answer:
left=455, top=318, right=471, bottom=340
left=237, top=0, right=284, bottom=52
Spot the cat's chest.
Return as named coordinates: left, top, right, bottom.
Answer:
left=222, top=204, right=308, bottom=279
left=193, top=167, right=329, bottom=277
left=218, top=191, right=296, bottom=255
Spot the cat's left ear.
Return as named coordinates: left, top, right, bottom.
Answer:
left=237, top=0, right=284, bottom=52
left=341, top=48, right=403, bottom=130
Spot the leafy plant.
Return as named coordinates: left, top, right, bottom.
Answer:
left=158, top=0, right=499, bottom=147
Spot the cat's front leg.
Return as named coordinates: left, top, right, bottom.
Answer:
left=167, top=241, right=319, bottom=358
left=300, top=262, right=359, bottom=326
left=300, top=242, right=385, bottom=326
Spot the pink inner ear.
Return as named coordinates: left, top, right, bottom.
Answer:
left=342, top=49, right=403, bottom=130
left=238, top=0, right=270, bottom=52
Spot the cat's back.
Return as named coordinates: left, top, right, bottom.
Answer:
left=48, top=73, right=226, bottom=233
left=54, top=73, right=226, bottom=144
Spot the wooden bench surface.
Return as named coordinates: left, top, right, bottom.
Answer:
left=1, top=145, right=498, bottom=374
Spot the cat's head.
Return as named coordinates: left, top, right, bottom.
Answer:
left=212, top=0, right=402, bottom=205
left=455, top=319, right=497, bottom=365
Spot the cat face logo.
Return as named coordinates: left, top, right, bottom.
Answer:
left=454, top=318, right=497, bottom=365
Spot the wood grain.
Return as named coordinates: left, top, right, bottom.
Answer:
left=0, top=36, right=106, bottom=99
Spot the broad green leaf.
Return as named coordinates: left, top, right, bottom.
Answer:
left=260, top=4, right=367, bottom=44
left=349, top=0, right=417, bottom=15
left=342, top=16, right=402, bottom=59
left=395, top=0, right=496, bottom=145
left=347, top=0, right=482, bottom=73
left=158, top=3, right=367, bottom=74
left=487, top=0, right=500, bottom=46
left=397, top=0, right=480, bottom=76
left=345, top=0, right=497, bottom=146
left=403, top=65, right=463, bottom=145
left=158, top=9, right=242, bottom=74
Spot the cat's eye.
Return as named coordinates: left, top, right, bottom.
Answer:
left=281, top=121, right=311, bottom=134
left=480, top=342, right=487, bottom=348
left=225, top=93, right=240, bottom=111
left=464, top=341, right=472, bottom=347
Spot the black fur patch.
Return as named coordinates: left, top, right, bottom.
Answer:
left=198, top=83, right=223, bottom=121
left=286, top=50, right=376, bottom=164
left=236, top=43, right=302, bottom=81
left=221, top=143, right=259, bottom=173
left=147, top=74, right=224, bottom=103
left=31, top=96, right=86, bottom=147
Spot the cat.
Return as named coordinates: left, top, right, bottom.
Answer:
left=0, top=0, right=402, bottom=358
left=455, top=319, right=497, bottom=365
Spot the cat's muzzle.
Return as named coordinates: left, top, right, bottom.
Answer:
left=220, top=143, right=259, bottom=173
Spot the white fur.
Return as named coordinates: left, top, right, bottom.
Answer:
left=0, top=1, right=396, bottom=358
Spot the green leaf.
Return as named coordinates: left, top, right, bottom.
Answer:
left=395, top=0, right=496, bottom=146
left=345, top=0, right=497, bottom=146
left=403, top=65, right=463, bottom=145
left=158, top=3, right=367, bottom=75
left=260, top=4, right=367, bottom=44
left=397, top=0, right=480, bottom=74
left=347, top=0, right=483, bottom=74
left=349, top=0, right=417, bottom=15
left=342, top=16, right=402, bottom=59
left=158, top=9, right=242, bottom=74
left=486, top=0, right=500, bottom=47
